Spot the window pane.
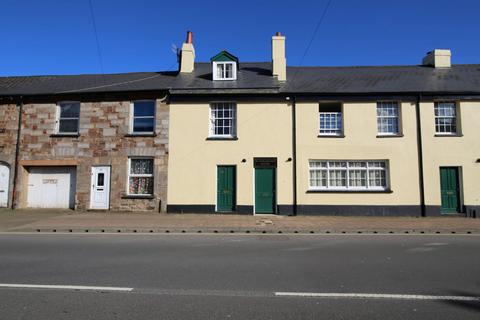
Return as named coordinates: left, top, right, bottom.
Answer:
left=329, top=170, right=346, bottom=187
left=97, top=173, right=104, bottom=186
left=59, top=119, right=79, bottom=133
left=330, top=161, right=347, bottom=168
left=434, top=102, right=457, bottom=134
left=134, top=101, right=155, bottom=117
left=309, top=161, right=326, bottom=168
left=309, top=169, right=327, bottom=187
left=225, top=63, right=232, bottom=78
left=60, top=103, right=80, bottom=118
left=210, top=103, right=236, bottom=136
left=309, top=160, right=387, bottom=190
left=368, top=161, right=385, bottom=168
left=349, top=161, right=366, bottom=168
left=129, top=177, right=153, bottom=195
left=377, top=102, right=399, bottom=134
left=216, top=64, right=224, bottom=78
left=133, top=118, right=154, bottom=132
left=130, top=159, right=153, bottom=174
left=319, top=112, right=342, bottom=134
left=369, top=170, right=386, bottom=187
left=349, top=169, right=367, bottom=187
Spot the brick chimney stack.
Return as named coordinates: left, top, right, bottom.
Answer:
left=272, top=32, right=286, bottom=81
left=180, top=31, right=195, bottom=73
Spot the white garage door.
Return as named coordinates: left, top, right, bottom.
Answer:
left=27, top=167, right=76, bottom=209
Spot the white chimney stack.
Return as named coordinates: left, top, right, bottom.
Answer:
left=180, top=31, right=195, bottom=73
left=422, top=49, right=451, bottom=68
left=272, top=32, right=286, bottom=81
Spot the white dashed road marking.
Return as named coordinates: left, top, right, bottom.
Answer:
left=1, top=284, right=479, bottom=302
left=0, top=283, right=133, bottom=292
left=274, top=292, right=480, bottom=302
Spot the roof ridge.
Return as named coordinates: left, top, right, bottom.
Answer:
left=287, top=64, right=480, bottom=69
left=0, top=71, right=163, bottom=79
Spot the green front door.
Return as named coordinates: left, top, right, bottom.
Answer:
left=255, top=168, right=276, bottom=213
left=440, top=167, right=460, bottom=213
left=217, top=166, right=236, bottom=212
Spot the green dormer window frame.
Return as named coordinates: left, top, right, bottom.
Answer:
left=211, top=51, right=239, bottom=81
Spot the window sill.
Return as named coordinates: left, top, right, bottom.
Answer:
left=317, top=134, right=345, bottom=138
left=434, top=133, right=463, bottom=137
left=50, top=133, right=80, bottom=138
left=125, top=133, right=157, bottom=137
left=307, top=189, right=393, bottom=194
left=206, top=136, right=238, bottom=141
left=377, top=134, right=403, bottom=138
left=121, top=194, right=155, bottom=199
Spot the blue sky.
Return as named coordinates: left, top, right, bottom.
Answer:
left=0, top=0, right=479, bottom=76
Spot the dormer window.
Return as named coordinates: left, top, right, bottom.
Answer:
left=210, top=50, right=239, bottom=81
left=213, top=62, right=236, bottom=80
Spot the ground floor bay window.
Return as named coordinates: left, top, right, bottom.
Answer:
left=309, top=160, right=389, bottom=191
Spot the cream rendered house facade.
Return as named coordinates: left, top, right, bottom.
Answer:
left=167, top=33, right=480, bottom=217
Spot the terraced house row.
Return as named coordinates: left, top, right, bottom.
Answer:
left=0, top=32, right=479, bottom=217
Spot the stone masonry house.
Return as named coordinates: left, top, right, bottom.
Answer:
left=1, top=31, right=480, bottom=216
left=0, top=74, right=172, bottom=211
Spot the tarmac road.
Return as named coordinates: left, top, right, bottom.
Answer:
left=0, top=233, right=478, bottom=319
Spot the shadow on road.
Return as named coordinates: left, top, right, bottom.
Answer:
left=442, top=290, right=480, bottom=313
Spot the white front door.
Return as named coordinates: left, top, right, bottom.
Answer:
left=0, top=164, right=9, bottom=207
left=90, top=166, right=110, bottom=210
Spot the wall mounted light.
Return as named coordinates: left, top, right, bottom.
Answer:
left=286, top=157, right=292, bottom=162
left=241, top=159, right=246, bottom=163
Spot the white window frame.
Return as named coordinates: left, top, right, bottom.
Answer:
left=377, top=101, right=401, bottom=136
left=434, top=101, right=458, bottom=135
left=55, top=101, right=80, bottom=134
left=127, top=157, right=154, bottom=196
left=129, top=100, right=156, bottom=134
left=213, top=61, right=237, bottom=81
left=209, top=102, right=237, bottom=138
left=308, top=160, right=389, bottom=191
left=318, top=103, right=343, bottom=136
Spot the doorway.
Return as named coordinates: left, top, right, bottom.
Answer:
left=90, top=166, right=111, bottom=210
left=439, top=167, right=461, bottom=214
left=217, top=166, right=236, bottom=212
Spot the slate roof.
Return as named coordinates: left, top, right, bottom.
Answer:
left=282, top=64, right=480, bottom=94
left=1, top=62, right=480, bottom=97
left=0, top=71, right=176, bottom=96
left=170, top=62, right=279, bottom=94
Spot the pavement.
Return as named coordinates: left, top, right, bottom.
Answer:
left=0, top=233, right=479, bottom=319
left=0, top=208, right=480, bottom=234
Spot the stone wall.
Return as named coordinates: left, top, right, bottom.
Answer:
left=14, top=99, right=168, bottom=212
left=0, top=104, right=19, bottom=208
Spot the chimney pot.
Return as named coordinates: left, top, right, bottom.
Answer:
left=275, top=31, right=281, bottom=36
left=186, top=31, right=193, bottom=44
